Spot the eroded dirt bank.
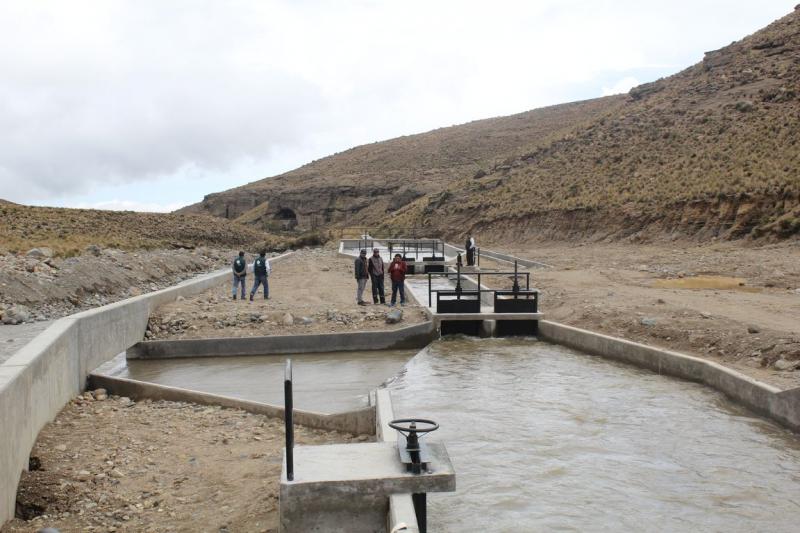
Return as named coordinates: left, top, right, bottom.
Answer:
left=488, top=240, right=800, bottom=389
left=2, top=391, right=361, bottom=533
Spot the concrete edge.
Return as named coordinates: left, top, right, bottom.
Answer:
left=443, top=242, right=551, bottom=269
left=88, top=372, right=376, bottom=435
left=375, top=389, right=420, bottom=533
left=126, top=322, right=437, bottom=359
left=0, top=252, right=295, bottom=527
left=537, top=320, right=799, bottom=432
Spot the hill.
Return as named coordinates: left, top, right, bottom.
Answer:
left=184, top=7, right=800, bottom=242
left=0, top=203, right=276, bottom=257
left=179, top=97, right=624, bottom=230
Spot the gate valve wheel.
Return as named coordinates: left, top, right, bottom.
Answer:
left=389, top=418, right=439, bottom=436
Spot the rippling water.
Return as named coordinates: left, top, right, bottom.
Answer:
left=388, top=337, right=800, bottom=532
left=119, top=349, right=414, bottom=413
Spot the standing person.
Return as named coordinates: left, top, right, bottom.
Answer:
left=250, top=250, right=271, bottom=301
left=388, top=253, right=407, bottom=307
left=354, top=249, right=369, bottom=306
left=368, top=248, right=386, bottom=305
left=465, top=234, right=477, bottom=266
left=231, top=251, right=247, bottom=300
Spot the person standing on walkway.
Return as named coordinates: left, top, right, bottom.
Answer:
left=465, top=234, right=477, bottom=266
left=368, top=248, right=386, bottom=305
left=232, top=251, right=247, bottom=300
left=250, top=251, right=271, bottom=301
left=354, top=249, right=370, bottom=305
left=388, top=253, right=407, bottom=307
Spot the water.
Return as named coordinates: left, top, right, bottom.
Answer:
left=118, top=349, right=415, bottom=413
left=388, top=337, right=800, bottom=532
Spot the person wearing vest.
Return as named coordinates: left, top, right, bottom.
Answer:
left=388, top=253, right=407, bottom=307
left=250, top=251, right=271, bottom=301
left=466, top=235, right=477, bottom=266
left=354, top=249, right=370, bottom=305
left=231, top=251, right=247, bottom=300
left=368, top=248, right=386, bottom=305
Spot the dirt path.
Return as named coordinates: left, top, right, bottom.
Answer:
left=148, top=248, right=428, bottom=340
left=482, top=240, right=800, bottom=389
left=2, top=391, right=362, bottom=533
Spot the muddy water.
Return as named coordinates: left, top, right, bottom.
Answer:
left=119, top=349, right=415, bottom=413
left=654, top=275, right=761, bottom=292
left=388, top=338, right=800, bottom=532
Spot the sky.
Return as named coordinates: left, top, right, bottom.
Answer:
left=0, top=0, right=795, bottom=212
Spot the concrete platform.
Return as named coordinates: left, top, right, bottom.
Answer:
left=280, top=441, right=455, bottom=532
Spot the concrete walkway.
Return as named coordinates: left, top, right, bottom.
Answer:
left=0, top=321, right=54, bottom=364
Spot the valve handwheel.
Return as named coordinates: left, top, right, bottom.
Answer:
left=388, top=418, right=439, bottom=436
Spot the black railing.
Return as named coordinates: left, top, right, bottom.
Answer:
left=427, top=270, right=531, bottom=307
left=284, top=358, right=294, bottom=481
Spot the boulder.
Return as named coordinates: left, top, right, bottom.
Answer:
left=774, top=359, right=800, bottom=372
left=385, top=309, right=403, bottom=324
left=26, top=247, right=54, bottom=259
left=2, top=305, right=31, bottom=324
left=747, top=325, right=760, bottom=334
left=640, top=317, right=657, bottom=327
left=282, top=313, right=294, bottom=326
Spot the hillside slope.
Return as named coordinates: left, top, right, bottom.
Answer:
left=0, top=203, right=274, bottom=257
left=411, top=7, right=800, bottom=242
left=184, top=7, right=799, bottom=242
left=179, top=97, right=624, bottom=230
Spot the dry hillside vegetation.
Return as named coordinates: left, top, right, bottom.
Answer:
left=0, top=204, right=273, bottom=257
left=187, top=7, right=800, bottom=242
left=180, top=97, right=624, bottom=229
left=394, top=8, right=800, bottom=241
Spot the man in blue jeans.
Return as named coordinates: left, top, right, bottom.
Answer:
left=231, top=251, right=247, bottom=300
left=250, top=251, right=271, bottom=301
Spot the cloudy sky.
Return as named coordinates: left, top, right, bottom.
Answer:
left=0, top=1, right=795, bottom=212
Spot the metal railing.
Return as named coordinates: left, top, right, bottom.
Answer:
left=427, top=266, right=532, bottom=307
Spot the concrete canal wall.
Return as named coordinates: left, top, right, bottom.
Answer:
left=0, top=253, right=292, bottom=527
left=127, top=322, right=436, bottom=359
left=538, top=320, right=800, bottom=433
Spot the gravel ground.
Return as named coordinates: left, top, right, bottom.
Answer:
left=2, top=391, right=364, bottom=533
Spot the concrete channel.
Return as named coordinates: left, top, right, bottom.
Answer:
left=2, top=239, right=800, bottom=531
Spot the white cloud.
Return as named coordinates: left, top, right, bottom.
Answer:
left=602, top=77, right=641, bottom=97
left=0, top=1, right=795, bottom=209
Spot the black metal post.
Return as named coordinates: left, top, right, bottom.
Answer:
left=513, top=260, right=520, bottom=294
left=428, top=273, right=432, bottom=307
left=455, top=262, right=462, bottom=296
left=413, top=492, right=427, bottom=533
left=284, top=358, right=294, bottom=481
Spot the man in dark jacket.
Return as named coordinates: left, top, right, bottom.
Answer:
left=354, top=249, right=369, bottom=305
left=249, top=251, right=271, bottom=301
left=368, top=248, right=386, bottom=305
left=388, top=253, right=407, bottom=306
left=232, top=251, right=247, bottom=300
left=465, top=234, right=476, bottom=266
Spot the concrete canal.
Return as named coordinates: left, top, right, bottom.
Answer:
left=388, top=337, right=800, bottom=532
left=117, top=349, right=415, bottom=413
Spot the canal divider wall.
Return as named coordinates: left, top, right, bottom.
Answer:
left=87, top=372, right=375, bottom=435
left=443, top=242, right=551, bottom=269
left=374, top=388, right=421, bottom=533
left=0, top=252, right=293, bottom=527
left=127, top=322, right=436, bottom=359
left=538, top=320, right=800, bottom=433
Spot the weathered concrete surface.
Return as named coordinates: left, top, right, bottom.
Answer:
left=538, top=320, right=800, bottom=432
left=88, top=371, right=375, bottom=435
left=0, top=253, right=292, bottom=527
left=127, top=322, right=436, bottom=359
left=279, top=441, right=454, bottom=533
left=0, top=321, right=54, bottom=365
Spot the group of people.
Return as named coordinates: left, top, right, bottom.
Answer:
left=231, top=250, right=272, bottom=301
left=354, top=248, right=407, bottom=306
